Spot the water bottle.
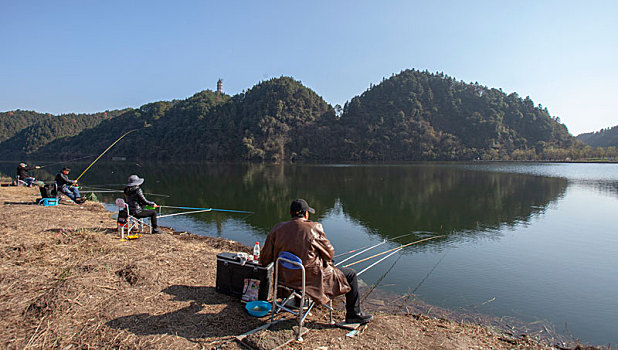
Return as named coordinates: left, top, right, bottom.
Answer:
left=253, top=242, right=260, bottom=262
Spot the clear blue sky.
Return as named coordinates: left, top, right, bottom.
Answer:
left=1, top=0, right=616, bottom=135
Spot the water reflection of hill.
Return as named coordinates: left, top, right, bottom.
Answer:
left=0, top=162, right=567, bottom=240
left=330, top=165, right=568, bottom=239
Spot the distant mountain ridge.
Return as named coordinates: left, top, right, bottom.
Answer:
left=577, top=126, right=618, bottom=148
left=0, top=70, right=584, bottom=161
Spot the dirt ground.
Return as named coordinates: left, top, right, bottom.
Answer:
left=0, top=187, right=598, bottom=349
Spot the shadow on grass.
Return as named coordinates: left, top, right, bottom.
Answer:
left=105, top=285, right=266, bottom=339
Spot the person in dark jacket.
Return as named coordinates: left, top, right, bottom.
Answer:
left=17, top=163, right=40, bottom=187
left=55, top=167, right=85, bottom=203
left=260, top=199, right=373, bottom=325
left=123, top=175, right=161, bottom=234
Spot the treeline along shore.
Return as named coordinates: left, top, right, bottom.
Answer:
left=2, top=69, right=617, bottom=163
left=0, top=186, right=575, bottom=349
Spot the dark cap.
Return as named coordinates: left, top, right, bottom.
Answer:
left=290, top=199, right=315, bottom=216
left=62, top=167, right=71, bottom=171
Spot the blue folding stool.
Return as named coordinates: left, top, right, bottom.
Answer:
left=270, top=251, right=334, bottom=341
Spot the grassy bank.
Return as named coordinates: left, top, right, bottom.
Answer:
left=0, top=186, right=580, bottom=349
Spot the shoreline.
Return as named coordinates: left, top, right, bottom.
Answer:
left=0, top=186, right=593, bottom=349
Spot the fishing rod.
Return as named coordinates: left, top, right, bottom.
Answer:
left=334, top=233, right=413, bottom=258
left=158, top=208, right=212, bottom=218
left=357, top=248, right=402, bottom=276
left=335, top=240, right=385, bottom=266
left=159, top=205, right=253, bottom=214
left=343, top=235, right=444, bottom=268
left=80, top=190, right=125, bottom=193
left=80, top=185, right=170, bottom=197
left=75, top=129, right=138, bottom=182
left=334, top=233, right=413, bottom=266
left=357, top=238, right=445, bottom=303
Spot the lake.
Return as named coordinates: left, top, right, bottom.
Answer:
left=2, top=161, right=617, bottom=345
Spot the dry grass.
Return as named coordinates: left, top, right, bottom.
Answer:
left=0, top=187, right=588, bottom=350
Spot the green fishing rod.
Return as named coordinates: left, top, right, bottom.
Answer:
left=75, top=129, right=138, bottom=182
left=160, top=205, right=253, bottom=214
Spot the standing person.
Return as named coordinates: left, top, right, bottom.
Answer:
left=123, top=175, right=161, bottom=234
left=259, top=199, right=373, bottom=324
left=55, top=167, right=85, bottom=203
left=16, top=163, right=40, bottom=187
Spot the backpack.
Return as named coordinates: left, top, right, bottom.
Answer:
left=117, top=209, right=128, bottom=224
left=39, top=184, right=57, bottom=199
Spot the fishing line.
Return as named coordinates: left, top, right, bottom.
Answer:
left=75, top=129, right=138, bottom=182
left=39, top=155, right=96, bottom=168
left=411, top=249, right=449, bottom=294
left=81, top=185, right=170, bottom=197
left=360, top=253, right=404, bottom=303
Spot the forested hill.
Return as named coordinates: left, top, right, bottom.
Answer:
left=28, top=77, right=334, bottom=161
left=577, top=126, right=618, bottom=147
left=335, top=69, right=575, bottom=160
left=1, top=71, right=580, bottom=161
left=0, top=109, right=127, bottom=158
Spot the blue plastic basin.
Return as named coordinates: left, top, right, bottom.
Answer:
left=245, top=300, right=271, bottom=317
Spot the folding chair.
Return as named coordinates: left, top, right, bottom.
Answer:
left=270, top=251, right=333, bottom=341
left=115, top=198, right=150, bottom=240
left=15, top=175, right=27, bottom=186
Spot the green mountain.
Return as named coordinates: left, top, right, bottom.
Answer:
left=577, top=126, right=618, bottom=148
left=335, top=69, right=575, bottom=160
left=0, top=109, right=126, bottom=159
left=1, top=71, right=581, bottom=161
left=0, top=110, right=46, bottom=143
left=28, top=77, right=334, bottom=162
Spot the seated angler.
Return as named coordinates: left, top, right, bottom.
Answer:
left=259, top=199, right=373, bottom=325
left=123, top=175, right=161, bottom=234
left=17, top=163, right=40, bottom=187
left=55, top=167, right=85, bottom=203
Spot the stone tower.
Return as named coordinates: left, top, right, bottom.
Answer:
left=217, top=79, right=223, bottom=93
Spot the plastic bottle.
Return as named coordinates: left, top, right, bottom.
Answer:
left=253, top=242, right=260, bottom=262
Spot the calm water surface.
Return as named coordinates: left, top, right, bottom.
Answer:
left=3, top=162, right=617, bottom=345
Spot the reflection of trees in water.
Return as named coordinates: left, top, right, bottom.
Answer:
left=571, top=179, right=618, bottom=198
left=334, top=165, right=568, bottom=240
left=33, top=162, right=567, bottom=241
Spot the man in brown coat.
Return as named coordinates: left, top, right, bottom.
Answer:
left=260, top=199, right=373, bottom=324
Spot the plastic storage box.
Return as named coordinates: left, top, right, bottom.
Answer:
left=39, top=198, right=59, bottom=206
left=216, top=252, right=273, bottom=301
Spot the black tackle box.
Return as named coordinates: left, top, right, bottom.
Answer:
left=215, top=252, right=273, bottom=301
